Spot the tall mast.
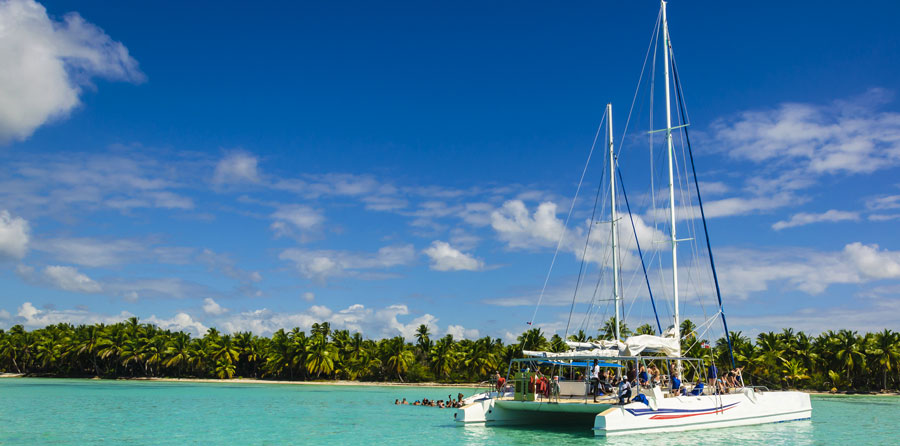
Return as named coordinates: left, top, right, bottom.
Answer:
left=662, top=0, right=680, bottom=346
left=608, top=103, right=621, bottom=343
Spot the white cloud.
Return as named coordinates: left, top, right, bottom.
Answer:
left=867, top=194, right=900, bottom=211
left=868, top=214, right=900, bottom=222
left=216, top=303, right=439, bottom=340
left=0, top=210, right=29, bottom=260
left=716, top=242, right=900, bottom=297
left=491, top=200, right=564, bottom=249
left=279, top=244, right=415, bottom=281
left=270, top=204, right=324, bottom=238
left=35, top=237, right=142, bottom=267
left=711, top=88, right=900, bottom=174
left=145, top=312, right=208, bottom=337
left=446, top=324, right=480, bottom=340
left=13, top=302, right=132, bottom=329
left=202, top=297, right=228, bottom=315
left=213, top=152, right=260, bottom=185
left=423, top=241, right=483, bottom=271
left=772, top=209, right=860, bottom=230
left=43, top=265, right=102, bottom=293
left=302, top=292, right=315, bottom=302
left=0, top=0, right=144, bottom=143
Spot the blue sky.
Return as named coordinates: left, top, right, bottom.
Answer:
left=1, top=0, right=899, bottom=341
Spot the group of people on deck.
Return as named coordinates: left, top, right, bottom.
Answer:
left=394, top=393, right=466, bottom=409
left=589, top=359, right=640, bottom=405
left=586, top=359, right=746, bottom=403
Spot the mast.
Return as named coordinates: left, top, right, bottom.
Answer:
left=608, top=103, right=621, bottom=343
left=662, top=0, right=680, bottom=347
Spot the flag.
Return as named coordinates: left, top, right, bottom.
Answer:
left=526, top=321, right=533, bottom=325
left=701, top=341, right=710, bottom=349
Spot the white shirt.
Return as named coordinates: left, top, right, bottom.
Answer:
left=591, top=365, right=600, bottom=379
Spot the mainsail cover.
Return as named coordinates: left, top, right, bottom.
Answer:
left=623, top=334, right=680, bottom=357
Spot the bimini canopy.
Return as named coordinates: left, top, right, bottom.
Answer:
left=534, top=360, right=623, bottom=368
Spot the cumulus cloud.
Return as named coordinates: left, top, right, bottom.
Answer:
left=279, top=244, right=415, bottom=281
left=491, top=200, right=564, bottom=249
left=423, top=241, right=483, bottom=271
left=14, top=301, right=132, bottom=329
left=0, top=0, right=144, bottom=143
left=202, top=297, right=228, bottom=315
left=446, top=324, right=480, bottom=340
left=772, top=209, right=860, bottom=230
left=43, top=265, right=102, bottom=293
left=0, top=210, right=29, bottom=260
left=711, top=88, right=900, bottom=174
left=145, top=312, right=208, bottom=337
left=270, top=204, right=324, bottom=239
left=716, top=242, right=900, bottom=297
left=213, top=152, right=260, bottom=185
left=216, top=303, right=442, bottom=340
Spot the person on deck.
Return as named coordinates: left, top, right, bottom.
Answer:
left=590, top=360, right=601, bottom=402
left=638, top=365, right=649, bottom=387
left=494, top=371, right=506, bottom=392
left=617, top=377, right=632, bottom=405
left=730, top=367, right=744, bottom=387
left=649, top=365, right=661, bottom=388
left=671, top=371, right=683, bottom=396
left=707, top=361, right=718, bottom=389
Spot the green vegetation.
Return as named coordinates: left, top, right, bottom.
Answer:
left=1, top=317, right=898, bottom=392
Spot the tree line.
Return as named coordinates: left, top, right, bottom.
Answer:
left=0, top=317, right=897, bottom=392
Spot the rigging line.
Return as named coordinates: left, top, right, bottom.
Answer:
left=671, top=50, right=736, bottom=370
left=617, top=168, right=663, bottom=334
left=564, top=145, right=608, bottom=339
left=617, top=8, right=662, bottom=157
left=529, top=112, right=607, bottom=327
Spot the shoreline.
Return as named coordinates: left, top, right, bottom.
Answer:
left=3, top=374, right=898, bottom=395
left=0, top=374, right=482, bottom=388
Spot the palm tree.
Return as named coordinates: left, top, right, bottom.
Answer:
left=832, top=330, right=865, bottom=384
left=635, top=324, right=656, bottom=336
left=384, top=336, right=414, bottom=381
left=415, top=324, right=432, bottom=359
left=549, top=334, right=567, bottom=353
left=868, top=329, right=900, bottom=390
left=465, top=337, right=498, bottom=379
left=600, top=317, right=631, bottom=340
left=165, top=332, right=192, bottom=377
left=306, top=334, right=338, bottom=378
left=429, top=335, right=455, bottom=379
left=517, top=328, right=549, bottom=351
left=567, top=329, right=588, bottom=342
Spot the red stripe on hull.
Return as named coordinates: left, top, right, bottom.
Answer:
left=649, top=405, right=736, bottom=420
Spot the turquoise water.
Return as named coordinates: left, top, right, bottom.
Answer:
left=1, top=378, right=898, bottom=445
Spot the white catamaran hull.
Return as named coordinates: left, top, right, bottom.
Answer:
left=456, top=389, right=811, bottom=436
left=594, top=389, right=811, bottom=436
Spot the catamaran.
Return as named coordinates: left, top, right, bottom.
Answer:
left=455, top=1, right=812, bottom=436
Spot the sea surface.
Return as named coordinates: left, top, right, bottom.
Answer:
left=1, top=378, right=897, bottom=445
